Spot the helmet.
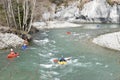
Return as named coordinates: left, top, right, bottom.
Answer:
left=10, top=48, right=13, bottom=51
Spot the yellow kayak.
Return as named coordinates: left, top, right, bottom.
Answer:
left=58, top=61, right=67, bottom=65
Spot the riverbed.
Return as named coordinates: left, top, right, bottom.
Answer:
left=0, top=24, right=120, bottom=80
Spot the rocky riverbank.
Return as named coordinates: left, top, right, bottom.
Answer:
left=0, top=27, right=30, bottom=50
left=0, top=33, right=24, bottom=49
left=32, top=21, right=82, bottom=30
left=93, top=31, right=120, bottom=51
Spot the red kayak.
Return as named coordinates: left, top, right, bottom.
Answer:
left=7, top=53, right=19, bottom=58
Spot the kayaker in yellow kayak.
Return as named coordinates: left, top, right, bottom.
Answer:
left=53, top=56, right=71, bottom=65
left=59, top=56, right=66, bottom=62
left=58, top=56, right=67, bottom=65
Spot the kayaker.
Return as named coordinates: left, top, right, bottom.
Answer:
left=22, top=44, right=27, bottom=50
left=10, top=48, right=15, bottom=55
left=24, top=38, right=29, bottom=46
left=21, top=38, right=29, bottom=50
left=59, top=56, right=66, bottom=62
left=7, top=48, right=19, bottom=58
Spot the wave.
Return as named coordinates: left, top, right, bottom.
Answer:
left=73, top=62, right=92, bottom=67
left=33, top=38, right=49, bottom=45
left=40, top=64, right=53, bottom=68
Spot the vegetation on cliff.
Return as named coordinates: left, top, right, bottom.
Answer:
left=0, top=0, right=120, bottom=27
left=107, top=0, right=120, bottom=6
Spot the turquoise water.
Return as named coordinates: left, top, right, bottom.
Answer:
left=0, top=24, right=120, bottom=80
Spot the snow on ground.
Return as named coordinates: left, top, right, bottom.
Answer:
left=93, top=31, right=120, bottom=51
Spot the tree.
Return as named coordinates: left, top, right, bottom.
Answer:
left=2, top=0, right=36, bottom=33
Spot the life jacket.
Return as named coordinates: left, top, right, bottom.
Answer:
left=10, top=51, right=15, bottom=55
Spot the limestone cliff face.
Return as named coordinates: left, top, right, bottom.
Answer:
left=79, top=0, right=120, bottom=23
left=37, top=0, right=120, bottom=23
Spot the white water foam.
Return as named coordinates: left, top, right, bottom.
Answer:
left=72, top=59, right=78, bottom=63
left=40, top=64, right=53, bottom=68
left=70, top=32, right=91, bottom=40
left=54, top=78, right=60, bottom=80
left=33, top=38, right=50, bottom=45
left=38, top=52, right=55, bottom=58
left=46, top=71, right=59, bottom=75
left=95, top=62, right=103, bottom=65
left=48, top=53, right=54, bottom=56
left=104, top=65, right=109, bottom=68
left=41, top=32, right=48, bottom=36
left=83, top=26, right=100, bottom=29
left=38, top=53, right=47, bottom=57
left=74, top=62, right=92, bottom=67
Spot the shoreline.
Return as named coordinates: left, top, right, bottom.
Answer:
left=0, top=27, right=33, bottom=50
left=32, top=21, right=82, bottom=30
left=0, top=21, right=119, bottom=51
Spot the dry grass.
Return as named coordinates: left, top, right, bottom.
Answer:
left=77, top=0, right=91, bottom=9
left=107, top=0, right=120, bottom=6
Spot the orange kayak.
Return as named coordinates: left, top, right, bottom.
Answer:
left=7, top=53, right=19, bottom=58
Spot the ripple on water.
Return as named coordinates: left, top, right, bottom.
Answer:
left=38, top=53, right=48, bottom=57
left=40, top=69, right=60, bottom=80
left=41, top=32, right=48, bottom=36
left=95, top=62, right=103, bottom=65
left=33, top=38, right=49, bottom=45
left=46, top=71, right=59, bottom=75
left=40, top=64, right=53, bottom=68
left=73, top=62, right=92, bottom=67
left=38, top=52, right=54, bottom=58
left=65, top=32, right=91, bottom=41
left=83, top=26, right=100, bottom=29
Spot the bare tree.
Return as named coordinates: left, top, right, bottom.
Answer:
left=16, top=0, right=22, bottom=30
left=27, top=0, right=36, bottom=33
left=2, top=0, right=36, bottom=33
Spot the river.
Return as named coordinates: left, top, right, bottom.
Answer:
left=0, top=24, right=120, bottom=80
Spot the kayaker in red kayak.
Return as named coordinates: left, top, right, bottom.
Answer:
left=7, top=48, right=19, bottom=58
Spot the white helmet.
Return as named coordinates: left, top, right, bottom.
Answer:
left=10, top=48, right=13, bottom=51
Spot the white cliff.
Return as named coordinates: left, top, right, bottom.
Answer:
left=50, top=0, right=120, bottom=23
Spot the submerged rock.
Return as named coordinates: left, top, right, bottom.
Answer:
left=0, top=33, right=24, bottom=49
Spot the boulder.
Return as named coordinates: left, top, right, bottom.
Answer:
left=0, top=33, right=24, bottom=49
